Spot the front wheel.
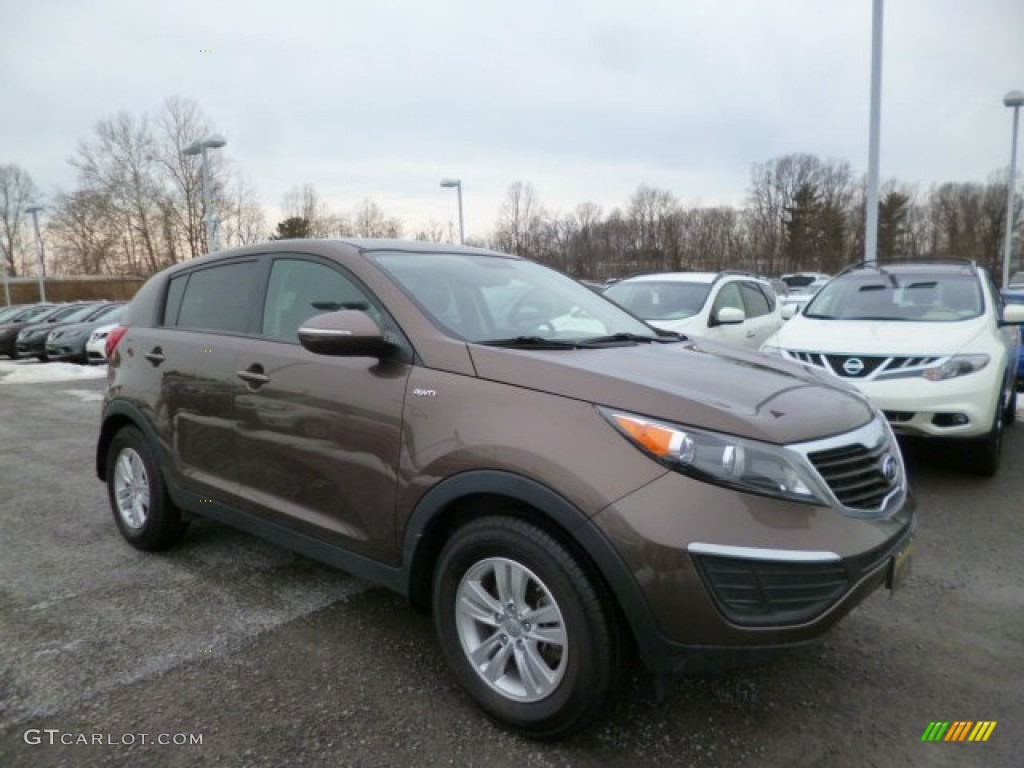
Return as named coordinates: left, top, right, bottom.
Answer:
left=963, top=396, right=1004, bottom=477
left=433, top=516, right=627, bottom=739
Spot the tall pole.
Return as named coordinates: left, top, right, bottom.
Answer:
left=440, top=179, right=465, bottom=244
left=201, top=145, right=217, bottom=252
left=25, top=206, right=47, bottom=301
left=456, top=182, right=465, bottom=245
left=184, top=134, right=226, bottom=254
left=864, top=0, right=884, bottom=265
left=1002, top=92, right=1023, bottom=288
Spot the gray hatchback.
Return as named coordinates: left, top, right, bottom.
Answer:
left=97, top=240, right=915, bottom=737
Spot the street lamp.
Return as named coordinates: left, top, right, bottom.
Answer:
left=1002, top=90, right=1024, bottom=288
left=183, top=133, right=228, bottom=253
left=440, top=178, right=465, bottom=244
left=24, top=205, right=47, bottom=301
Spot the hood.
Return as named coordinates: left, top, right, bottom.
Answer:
left=647, top=316, right=702, bottom=334
left=467, top=338, right=873, bottom=444
left=767, top=314, right=986, bottom=355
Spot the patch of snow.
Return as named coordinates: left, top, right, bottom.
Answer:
left=61, top=388, right=105, bottom=402
left=0, top=360, right=106, bottom=384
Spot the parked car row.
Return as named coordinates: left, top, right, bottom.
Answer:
left=0, top=300, right=125, bottom=363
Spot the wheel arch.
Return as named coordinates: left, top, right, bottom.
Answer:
left=96, top=401, right=162, bottom=483
left=400, top=470, right=663, bottom=666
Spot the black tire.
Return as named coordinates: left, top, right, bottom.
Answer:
left=1003, top=381, right=1017, bottom=427
left=433, top=516, right=626, bottom=739
left=963, top=396, right=1004, bottom=477
left=36, top=354, right=47, bottom=362
left=106, top=427, right=188, bottom=550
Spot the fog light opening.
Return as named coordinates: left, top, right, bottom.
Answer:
left=931, top=413, right=969, bottom=428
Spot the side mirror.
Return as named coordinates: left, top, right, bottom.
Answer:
left=781, top=304, right=798, bottom=320
left=1002, top=304, right=1024, bottom=325
left=298, top=310, right=394, bottom=357
left=714, top=306, right=746, bottom=325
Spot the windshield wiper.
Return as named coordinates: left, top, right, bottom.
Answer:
left=476, top=336, right=585, bottom=349
left=578, top=331, right=683, bottom=345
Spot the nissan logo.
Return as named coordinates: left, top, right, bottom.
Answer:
left=880, top=453, right=898, bottom=483
left=842, top=357, right=865, bottom=376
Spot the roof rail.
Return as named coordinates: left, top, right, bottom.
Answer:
left=835, top=258, right=977, bottom=280
left=712, top=269, right=761, bottom=285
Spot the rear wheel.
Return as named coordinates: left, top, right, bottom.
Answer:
left=1003, top=379, right=1017, bottom=427
left=433, top=516, right=626, bottom=739
left=106, top=427, right=188, bottom=550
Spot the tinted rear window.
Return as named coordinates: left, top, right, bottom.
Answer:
left=169, top=261, right=260, bottom=333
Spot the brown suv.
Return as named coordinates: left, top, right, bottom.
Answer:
left=97, top=240, right=915, bottom=737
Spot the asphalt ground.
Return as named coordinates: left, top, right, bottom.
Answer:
left=0, top=364, right=1021, bottom=767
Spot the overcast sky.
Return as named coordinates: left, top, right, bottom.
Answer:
left=3, top=0, right=1022, bottom=239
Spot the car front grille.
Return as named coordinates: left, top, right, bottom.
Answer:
left=807, top=441, right=894, bottom=510
left=791, top=418, right=904, bottom=517
left=786, top=351, right=941, bottom=380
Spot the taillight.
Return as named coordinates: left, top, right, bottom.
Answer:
left=105, top=325, right=128, bottom=360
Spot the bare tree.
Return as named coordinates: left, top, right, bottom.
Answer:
left=221, top=175, right=267, bottom=247
left=493, top=182, right=546, bottom=259
left=71, top=112, right=167, bottom=274
left=351, top=199, right=402, bottom=238
left=0, top=164, right=38, bottom=278
left=48, top=189, right=121, bottom=274
left=154, top=96, right=214, bottom=259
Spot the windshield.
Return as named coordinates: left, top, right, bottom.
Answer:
left=603, top=281, right=711, bottom=321
left=57, top=304, right=103, bottom=322
left=370, top=252, right=659, bottom=343
left=16, top=305, right=58, bottom=322
left=0, top=306, right=21, bottom=322
left=805, top=274, right=983, bottom=321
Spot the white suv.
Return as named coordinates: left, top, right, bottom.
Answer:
left=603, top=271, right=783, bottom=349
left=761, top=261, right=1024, bottom=475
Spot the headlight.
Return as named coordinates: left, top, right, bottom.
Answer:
left=600, top=408, right=829, bottom=505
left=760, top=345, right=784, bottom=357
left=921, top=354, right=989, bottom=381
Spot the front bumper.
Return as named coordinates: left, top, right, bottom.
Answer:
left=46, top=338, right=87, bottom=362
left=594, top=467, right=915, bottom=672
left=853, top=374, right=1000, bottom=438
left=16, top=337, right=49, bottom=358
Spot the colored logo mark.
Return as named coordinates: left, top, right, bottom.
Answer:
left=921, top=721, right=997, bottom=742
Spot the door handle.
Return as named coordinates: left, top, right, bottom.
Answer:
left=745, top=331, right=757, bottom=338
left=145, top=347, right=165, bottom=366
left=236, top=365, right=270, bottom=388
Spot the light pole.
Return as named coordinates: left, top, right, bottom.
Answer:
left=864, top=0, right=884, bottom=264
left=440, top=178, right=465, bottom=244
left=24, top=205, right=47, bottom=301
left=1001, top=90, right=1024, bottom=288
left=183, top=134, right=228, bottom=253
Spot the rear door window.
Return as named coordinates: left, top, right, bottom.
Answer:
left=172, top=260, right=260, bottom=333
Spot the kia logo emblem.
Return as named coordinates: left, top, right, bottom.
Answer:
left=880, top=454, right=898, bottom=483
left=843, top=357, right=865, bottom=376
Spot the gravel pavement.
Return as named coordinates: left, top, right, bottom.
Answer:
left=0, top=366, right=1021, bottom=767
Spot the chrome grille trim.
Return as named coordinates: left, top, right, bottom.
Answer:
left=787, top=417, right=906, bottom=519
left=780, top=349, right=944, bottom=380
